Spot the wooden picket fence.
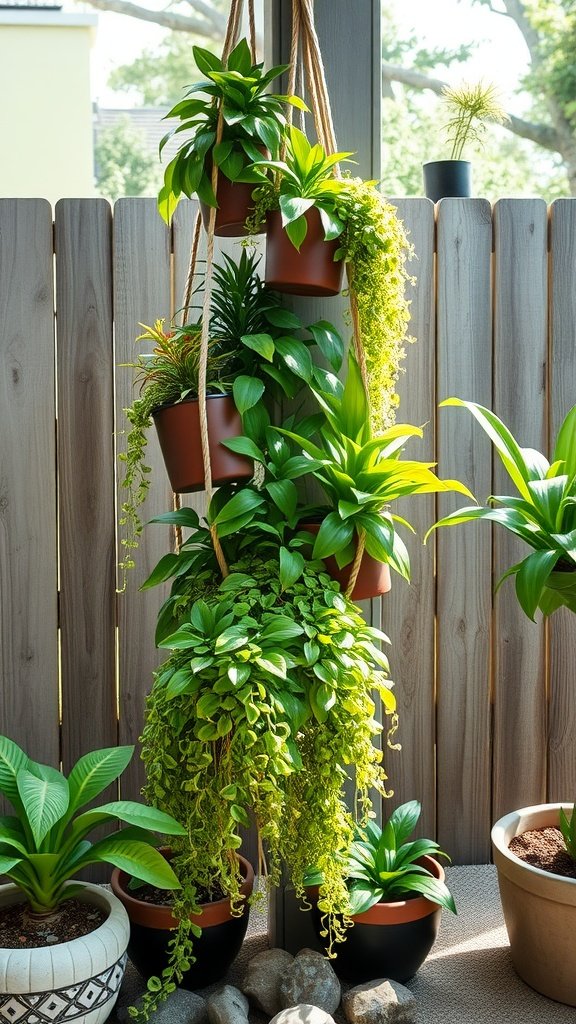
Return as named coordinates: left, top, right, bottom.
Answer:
left=1, top=196, right=575, bottom=866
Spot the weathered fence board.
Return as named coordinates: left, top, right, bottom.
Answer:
left=492, top=198, right=548, bottom=819
left=548, top=199, right=576, bottom=801
left=55, top=199, right=118, bottom=773
left=1, top=197, right=576, bottom=861
left=0, top=199, right=59, bottom=771
left=385, top=198, right=436, bottom=840
left=435, top=199, right=493, bottom=863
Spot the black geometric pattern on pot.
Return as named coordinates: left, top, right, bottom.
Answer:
left=0, top=953, right=127, bottom=1024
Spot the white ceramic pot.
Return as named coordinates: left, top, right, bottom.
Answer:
left=491, top=803, right=576, bottom=1006
left=0, top=881, right=130, bottom=1024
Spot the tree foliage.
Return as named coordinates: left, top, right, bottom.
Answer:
left=94, top=115, right=159, bottom=200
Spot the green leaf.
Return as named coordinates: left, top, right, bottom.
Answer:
left=279, top=194, right=315, bottom=225
left=388, top=800, right=421, bottom=848
left=440, top=399, right=533, bottom=500
left=266, top=479, right=298, bottom=521
left=285, top=215, right=308, bottom=251
left=241, top=332, right=275, bottom=362
left=17, top=766, right=69, bottom=848
left=67, top=745, right=134, bottom=818
left=233, top=375, right=265, bottom=415
left=312, top=513, right=355, bottom=560
left=554, top=405, right=576, bottom=484
left=0, top=735, right=29, bottom=803
left=87, top=838, right=182, bottom=889
left=319, top=206, right=345, bottom=240
left=308, top=320, right=344, bottom=372
left=221, top=435, right=265, bottom=462
left=213, top=490, right=265, bottom=525
left=192, top=45, right=222, bottom=77
left=515, top=549, right=560, bottom=620
left=75, top=800, right=186, bottom=837
left=279, top=547, right=305, bottom=590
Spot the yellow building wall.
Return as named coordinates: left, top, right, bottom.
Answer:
left=0, top=12, right=97, bottom=207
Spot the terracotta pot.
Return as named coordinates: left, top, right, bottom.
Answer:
left=199, top=176, right=258, bottom=238
left=308, top=855, right=445, bottom=982
left=492, top=803, right=576, bottom=1005
left=264, top=208, right=344, bottom=296
left=152, top=394, right=252, bottom=493
left=110, top=853, right=254, bottom=990
left=0, top=881, right=129, bottom=1024
left=301, top=521, right=392, bottom=602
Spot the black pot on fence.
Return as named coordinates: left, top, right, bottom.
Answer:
left=423, top=160, right=472, bottom=202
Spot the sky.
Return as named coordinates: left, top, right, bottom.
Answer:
left=77, top=0, right=531, bottom=111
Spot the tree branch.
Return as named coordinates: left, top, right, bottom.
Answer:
left=82, top=0, right=227, bottom=37
left=381, top=61, right=561, bottom=154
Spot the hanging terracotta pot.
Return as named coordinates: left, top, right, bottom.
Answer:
left=306, top=855, right=445, bottom=982
left=111, top=854, right=254, bottom=990
left=152, top=394, right=253, bottom=493
left=301, top=521, right=391, bottom=602
left=199, top=176, right=258, bottom=238
left=264, top=209, right=344, bottom=296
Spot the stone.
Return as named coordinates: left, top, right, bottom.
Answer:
left=116, top=988, right=207, bottom=1024
left=342, top=978, right=416, bottom=1024
left=269, top=1006, right=336, bottom=1024
left=241, top=947, right=294, bottom=1016
left=279, top=948, right=341, bottom=1015
left=206, top=985, right=249, bottom=1024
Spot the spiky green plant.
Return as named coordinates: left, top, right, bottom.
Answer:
left=442, top=81, right=509, bottom=160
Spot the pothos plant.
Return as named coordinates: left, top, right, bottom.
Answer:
left=247, top=125, right=414, bottom=430
left=136, top=544, right=397, bottom=1015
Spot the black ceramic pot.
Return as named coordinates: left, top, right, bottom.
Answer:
left=310, top=855, right=444, bottom=983
left=423, top=160, right=472, bottom=202
left=111, top=854, right=254, bottom=989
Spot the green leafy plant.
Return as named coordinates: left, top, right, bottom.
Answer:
left=442, top=81, right=509, bottom=160
left=560, top=804, right=576, bottom=862
left=427, top=399, right=576, bottom=620
left=248, top=125, right=414, bottom=429
left=158, top=38, right=305, bottom=223
left=305, top=799, right=456, bottom=916
left=280, top=354, right=471, bottom=580
left=0, top=736, right=186, bottom=915
left=249, top=125, right=354, bottom=249
left=139, top=548, right=396, bottom=989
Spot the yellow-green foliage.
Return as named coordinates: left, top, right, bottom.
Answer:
left=337, top=179, right=414, bottom=432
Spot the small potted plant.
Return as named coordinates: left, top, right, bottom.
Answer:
left=428, top=399, right=576, bottom=1002
left=248, top=124, right=415, bottom=430
left=278, top=353, right=471, bottom=600
left=427, top=398, right=576, bottom=618
left=157, top=38, right=305, bottom=234
left=0, top=736, right=185, bottom=1024
left=423, top=80, right=509, bottom=201
left=305, top=799, right=456, bottom=982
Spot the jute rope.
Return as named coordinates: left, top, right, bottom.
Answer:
left=173, top=0, right=257, bottom=570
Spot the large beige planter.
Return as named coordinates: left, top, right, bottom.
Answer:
left=491, top=803, right=576, bottom=1006
left=0, top=881, right=130, bottom=1024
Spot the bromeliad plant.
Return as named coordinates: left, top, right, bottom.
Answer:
left=0, top=736, right=186, bottom=915
left=280, top=353, right=472, bottom=582
left=248, top=125, right=414, bottom=429
left=427, top=399, right=576, bottom=619
left=305, top=799, right=455, bottom=917
left=157, top=38, right=305, bottom=223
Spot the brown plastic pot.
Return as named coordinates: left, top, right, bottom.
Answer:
left=199, top=176, right=258, bottom=237
left=301, top=521, right=392, bottom=602
left=110, top=853, right=255, bottom=990
left=492, top=803, right=576, bottom=1005
left=264, top=208, right=344, bottom=296
left=307, top=855, right=445, bottom=982
left=152, top=394, right=252, bottom=493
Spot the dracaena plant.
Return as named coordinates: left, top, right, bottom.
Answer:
left=427, top=399, right=576, bottom=620
left=0, top=736, right=186, bottom=915
left=280, top=353, right=471, bottom=579
left=560, top=804, right=576, bottom=862
left=157, top=38, right=305, bottom=223
left=306, top=800, right=456, bottom=916
left=248, top=124, right=354, bottom=249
